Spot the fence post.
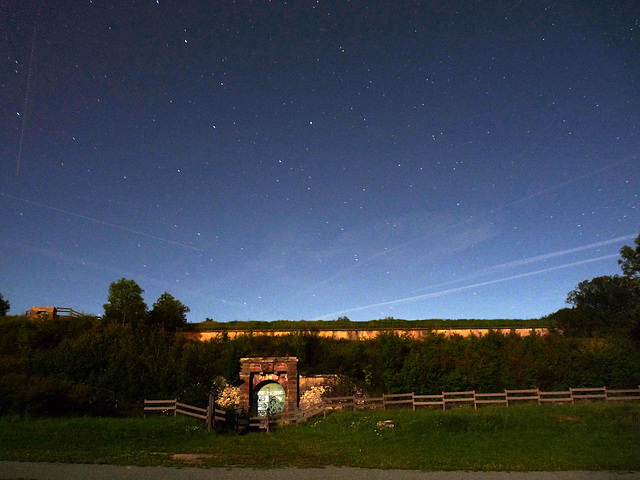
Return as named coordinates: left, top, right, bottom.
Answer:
left=207, top=393, right=214, bottom=431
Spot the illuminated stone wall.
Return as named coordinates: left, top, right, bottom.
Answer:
left=195, top=327, right=548, bottom=342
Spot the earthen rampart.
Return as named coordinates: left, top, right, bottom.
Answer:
left=192, top=327, right=548, bottom=342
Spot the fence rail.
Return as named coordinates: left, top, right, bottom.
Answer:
left=175, top=402, right=208, bottom=420
left=144, top=396, right=326, bottom=431
left=323, top=386, right=640, bottom=411
left=144, top=398, right=227, bottom=430
left=607, top=388, right=640, bottom=401
left=145, top=385, right=640, bottom=432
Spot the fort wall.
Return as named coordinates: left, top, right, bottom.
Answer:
left=193, top=327, right=549, bottom=342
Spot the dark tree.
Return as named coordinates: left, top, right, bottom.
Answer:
left=0, top=293, right=9, bottom=317
left=562, top=235, right=640, bottom=338
left=619, top=233, right=640, bottom=278
left=103, top=278, right=147, bottom=325
left=566, top=275, right=640, bottom=313
left=148, top=292, right=189, bottom=331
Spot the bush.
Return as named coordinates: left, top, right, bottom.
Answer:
left=0, top=317, right=639, bottom=416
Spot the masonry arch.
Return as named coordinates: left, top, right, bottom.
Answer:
left=239, top=357, right=298, bottom=415
left=254, top=380, right=286, bottom=416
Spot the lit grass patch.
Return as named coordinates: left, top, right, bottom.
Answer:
left=267, top=404, right=639, bottom=471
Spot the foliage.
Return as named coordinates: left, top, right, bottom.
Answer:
left=545, top=308, right=600, bottom=337
left=1, top=312, right=639, bottom=417
left=322, top=375, right=360, bottom=398
left=103, top=278, right=147, bottom=326
left=0, top=292, right=9, bottom=317
left=3, top=241, right=640, bottom=417
left=549, top=305, right=640, bottom=340
left=148, top=292, right=190, bottom=331
left=4, top=236, right=640, bottom=418
left=566, top=275, right=640, bottom=313
left=561, top=233, right=640, bottom=338
left=619, top=232, right=640, bottom=278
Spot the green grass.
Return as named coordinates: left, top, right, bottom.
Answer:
left=1, top=403, right=638, bottom=470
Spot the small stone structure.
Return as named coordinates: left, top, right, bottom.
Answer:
left=30, top=306, right=57, bottom=320
left=239, top=357, right=298, bottom=415
left=28, top=306, right=81, bottom=320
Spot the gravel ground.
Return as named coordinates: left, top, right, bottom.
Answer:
left=1, top=462, right=639, bottom=480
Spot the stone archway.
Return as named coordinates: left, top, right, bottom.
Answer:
left=254, top=380, right=286, bottom=416
left=239, top=357, right=298, bottom=415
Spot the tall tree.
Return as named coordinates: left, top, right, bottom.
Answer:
left=566, top=275, right=640, bottom=313
left=0, top=293, right=9, bottom=317
left=619, top=233, right=640, bottom=278
left=563, top=234, right=640, bottom=337
left=148, top=292, right=189, bottom=331
left=103, top=278, right=147, bottom=325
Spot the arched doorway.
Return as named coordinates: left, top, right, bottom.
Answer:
left=255, top=381, right=286, bottom=416
left=239, top=357, right=298, bottom=414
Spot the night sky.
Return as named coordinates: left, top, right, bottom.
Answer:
left=1, top=1, right=639, bottom=323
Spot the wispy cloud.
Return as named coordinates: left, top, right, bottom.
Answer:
left=0, top=192, right=203, bottom=252
left=403, top=234, right=635, bottom=296
left=315, top=253, right=620, bottom=319
left=293, top=214, right=499, bottom=297
left=0, top=239, right=168, bottom=288
left=506, top=155, right=637, bottom=207
left=482, top=234, right=636, bottom=272
left=305, top=156, right=637, bottom=299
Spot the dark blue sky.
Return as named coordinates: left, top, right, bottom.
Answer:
left=1, top=1, right=638, bottom=322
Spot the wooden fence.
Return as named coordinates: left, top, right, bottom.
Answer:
left=144, top=398, right=227, bottom=430
left=56, top=307, right=81, bottom=318
left=144, top=396, right=326, bottom=431
left=322, top=386, right=640, bottom=411
left=247, top=402, right=327, bottom=430
left=145, top=386, right=640, bottom=431
left=27, top=306, right=82, bottom=320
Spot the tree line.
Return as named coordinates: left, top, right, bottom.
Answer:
left=550, top=232, right=640, bottom=339
left=0, top=233, right=638, bottom=416
left=1, top=316, right=639, bottom=417
left=102, top=278, right=189, bottom=331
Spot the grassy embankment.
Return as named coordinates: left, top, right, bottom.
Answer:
left=1, top=403, right=637, bottom=471
left=193, top=318, right=553, bottom=331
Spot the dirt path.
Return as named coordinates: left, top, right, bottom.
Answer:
left=1, top=462, right=639, bottom=480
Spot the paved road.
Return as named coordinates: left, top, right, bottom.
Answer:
left=1, top=462, right=639, bottom=480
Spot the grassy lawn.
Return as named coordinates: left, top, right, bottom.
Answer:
left=1, top=403, right=638, bottom=471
